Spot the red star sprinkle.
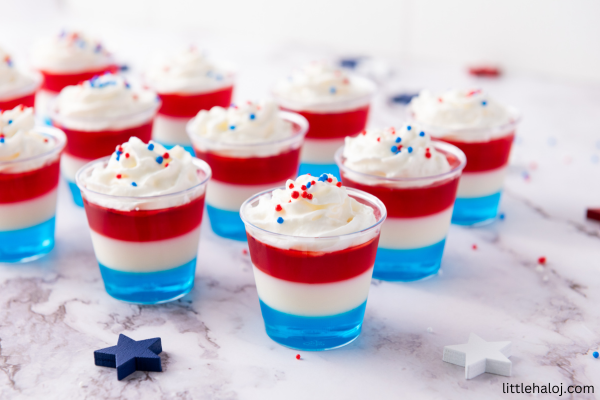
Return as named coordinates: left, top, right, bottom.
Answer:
left=163, top=152, right=169, bottom=159
left=275, top=204, right=282, bottom=212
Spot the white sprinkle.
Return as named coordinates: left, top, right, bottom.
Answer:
left=426, top=327, right=434, bottom=333
left=542, top=276, right=549, bottom=282
left=535, top=265, right=544, bottom=272
left=438, top=269, right=444, bottom=276
left=79, top=382, right=87, bottom=388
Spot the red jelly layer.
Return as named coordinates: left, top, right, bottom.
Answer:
left=84, top=194, right=205, bottom=242
left=280, top=105, right=369, bottom=139
left=440, top=133, right=514, bottom=172
left=40, top=65, right=118, bottom=93
left=248, top=234, right=379, bottom=284
left=158, top=86, right=234, bottom=118
left=0, top=158, right=60, bottom=203
left=57, top=121, right=153, bottom=160
left=0, top=92, right=36, bottom=111
left=194, top=147, right=301, bottom=185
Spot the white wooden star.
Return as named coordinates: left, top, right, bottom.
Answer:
left=443, top=333, right=512, bottom=379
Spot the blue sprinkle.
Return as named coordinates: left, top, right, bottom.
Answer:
left=406, top=125, right=412, bottom=131
left=6, top=59, right=12, bottom=67
left=330, top=86, right=337, bottom=94
left=594, top=351, right=599, bottom=358
left=229, top=125, right=236, bottom=130
left=547, top=137, right=557, bottom=146
left=0, top=138, right=4, bottom=143
left=249, top=114, right=256, bottom=120
left=125, top=82, right=130, bottom=89
left=408, top=146, right=413, bottom=153
left=481, top=101, right=487, bottom=106
left=7, top=120, right=12, bottom=124
left=499, top=213, right=505, bottom=220
left=419, top=131, right=425, bottom=137
left=216, top=74, right=223, bottom=81
left=116, top=155, right=120, bottom=161
left=230, top=103, right=236, bottom=108
left=592, top=154, right=599, bottom=164
left=94, top=44, right=102, bottom=53
left=147, top=143, right=155, bottom=151
left=206, top=71, right=213, bottom=77
left=306, top=182, right=311, bottom=189
left=156, top=156, right=164, bottom=164
left=131, top=182, right=137, bottom=187
left=395, top=137, right=401, bottom=143
left=391, top=146, right=398, bottom=153
left=277, top=217, right=284, bottom=224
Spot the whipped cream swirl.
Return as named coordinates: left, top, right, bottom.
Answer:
left=0, top=48, right=37, bottom=99
left=273, top=62, right=374, bottom=110
left=53, top=73, right=158, bottom=130
left=188, top=100, right=293, bottom=144
left=343, top=126, right=451, bottom=179
left=409, top=89, right=514, bottom=141
left=32, top=30, right=113, bottom=73
left=243, top=173, right=376, bottom=237
left=0, top=106, right=55, bottom=168
left=146, top=48, right=233, bottom=94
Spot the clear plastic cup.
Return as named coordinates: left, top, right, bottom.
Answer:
left=76, top=156, right=211, bottom=304
left=273, top=76, right=375, bottom=179
left=240, top=187, right=386, bottom=351
left=336, top=142, right=466, bottom=281
left=0, top=126, right=66, bottom=262
left=188, top=111, right=308, bottom=241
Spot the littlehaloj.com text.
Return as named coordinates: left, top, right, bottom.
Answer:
left=503, top=383, right=594, bottom=396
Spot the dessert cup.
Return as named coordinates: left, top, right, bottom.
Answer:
left=336, top=142, right=466, bottom=281
left=0, top=74, right=41, bottom=111
left=0, top=126, right=66, bottom=262
left=188, top=111, right=307, bottom=241
left=76, top=156, right=211, bottom=304
left=51, top=103, right=159, bottom=206
left=240, top=187, right=386, bottom=350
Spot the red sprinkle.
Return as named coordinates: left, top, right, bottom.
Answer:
left=336, top=182, right=342, bottom=187
left=165, top=163, right=169, bottom=167
left=377, top=137, right=380, bottom=142
left=291, top=191, right=299, bottom=199
left=116, top=174, right=122, bottom=179
left=327, top=178, right=333, bottom=183
left=275, top=204, right=283, bottom=212
left=301, top=191, right=308, bottom=198
left=538, top=257, right=547, bottom=265
left=118, top=146, right=123, bottom=152
left=125, top=153, right=130, bottom=158
left=296, top=354, right=301, bottom=360
left=307, top=173, right=311, bottom=176
left=361, top=130, right=367, bottom=135
left=472, top=244, right=477, bottom=250
left=43, top=139, right=49, bottom=143
left=301, top=185, right=307, bottom=190
left=438, top=98, right=443, bottom=103
left=289, top=183, right=294, bottom=189
left=307, top=193, right=313, bottom=200
left=425, top=152, right=431, bottom=159
left=311, top=181, right=316, bottom=185
left=163, top=152, right=170, bottom=159
left=242, top=249, right=248, bottom=255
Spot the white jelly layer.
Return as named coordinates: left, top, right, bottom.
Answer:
left=300, top=138, right=344, bottom=164
left=252, top=265, right=373, bottom=316
left=206, top=179, right=289, bottom=212
left=456, top=166, right=506, bottom=198
left=90, top=227, right=201, bottom=272
left=61, top=153, right=90, bottom=182
left=0, top=189, right=58, bottom=231
left=152, top=114, right=192, bottom=146
left=378, top=207, right=452, bottom=250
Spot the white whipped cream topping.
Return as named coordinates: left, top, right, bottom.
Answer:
left=243, top=173, right=376, bottom=238
left=0, top=106, right=54, bottom=164
left=146, top=48, right=233, bottom=94
left=0, top=48, right=37, bottom=99
left=409, top=89, right=514, bottom=141
left=343, top=126, right=451, bottom=179
left=32, top=31, right=113, bottom=73
left=188, top=100, right=293, bottom=144
left=83, top=137, right=201, bottom=198
left=53, top=73, right=158, bottom=130
left=273, top=62, right=374, bottom=111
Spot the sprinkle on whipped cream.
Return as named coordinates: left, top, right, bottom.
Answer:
left=0, top=106, right=54, bottom=163
left=187, top=100, right=293, bottom=144
left=146, top=47, right=233, bottom=94
left=32, top=30, right=113, bottom=73
left=409, top=89, right=512, bottom=133
left=243, top=173, right=376, bottom=237
left=343, top=126, right=451, bottom=179
left=0, top=48, right=36, bottom=97
left=83, top=137, right=201, bottom=197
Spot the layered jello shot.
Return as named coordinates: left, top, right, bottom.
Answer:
left=187, top=100, right=307, bottom=241
left=76, top=137, right=211, bottom=304
left=273, top=62, right=375, bottom=178
left=0, top=48, right=41, bottom=110
left=51, top=73, right=159, bottom=206
left=146, top=48, right=234, bottom=154
left=240, top=174, right=386, bottom=350
left=0, top=106, right=66, bottom=262
left=32, top=30, right=117, bottom=119
left=409, top=89, right=520, bottom=225
left=336, top=126, right=466, bottom=281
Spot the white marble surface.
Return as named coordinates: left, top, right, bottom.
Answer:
left=2, top=22, right=600, bottom=399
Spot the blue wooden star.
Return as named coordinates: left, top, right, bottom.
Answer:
left=94, top=334, right=162, bottom=380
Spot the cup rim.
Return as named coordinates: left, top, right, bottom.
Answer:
left=186, top=110, right=309, bottom=150
left=0, top=125, right=66, bottom=166
left=335, top=140, right=467, bottom=184
left=240, top=186, right=387, bottom=241
left=0, top=71, right=43, bottom=102
left=75, top=155, right=212, bottom=202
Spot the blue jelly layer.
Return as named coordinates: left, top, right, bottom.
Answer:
left=374, top=239, right=446, bottom=282
left=259, top=299, right=367, bottom=351
left=206, top=204, right=247, bottom=241
left=452, top=192, right=502, bottom=226
left=298, top=163, right=340, bottom=180
left=67, top=180, right=84, bottom=207
left=0, top=217, right=55, bottom=263
left=99, top=258, right=197, bottom=304
left=154, top=141, right=196, bottom=157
